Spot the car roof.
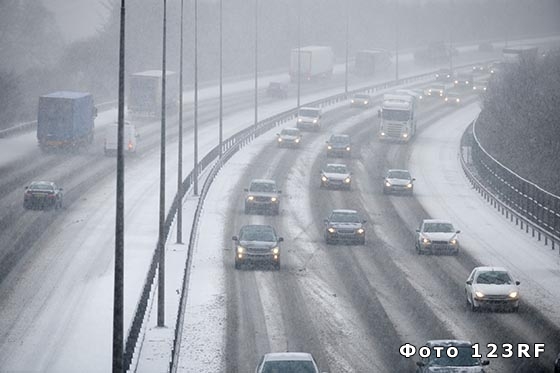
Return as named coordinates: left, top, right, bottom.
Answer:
left=29, top=181, right=56, bottom=186
left=422, top=219, right=453, bottom=224
left=330, top=134, right=350, bottom=139
left=251, top=179, right=276, bottom=185
left=263, top=352, right=314, bottom=362
left=332, top=209, right=357, bottom=214
left=426, top=340, right=473, bottom=348
left=299, top=106, right=319, bottom=111
left=473, top=266, right=509, bottom=273
left=387, top=169, right=410, bottom=173
left=241, top=224, right=275, bottom=232
left=325, top=163, right=348, bottom=168
left=281, top=127, right=300, bottom=132
left=353, top=93, right=370, bottom=97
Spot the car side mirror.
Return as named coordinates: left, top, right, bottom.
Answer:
left=415, top=229, right=420, bottom=232
left=456, top=230, right=461, bottom=234
left=278, top=190, right=282, bottom=194
left=362, top=220, right=367, bottom=224
left=481, top=360, right=490, bottom=366
left=278, top=237, right=284, bottom=242
left=24, top=186, right=28, bottom=189
left=323, top=219, right=328, bottom=224
left=232, top=236, right=238, bottom=241
left=244, top=188, right=249, bottom=192
left=515, top=281, right=520, bottom=285
left=412, top=178, right=416, bottom=181
left=59, top=188, right=63, bottom=191
left=466, top=280, right=473, bottom=285
left=416, top=361, right=425, bottom=367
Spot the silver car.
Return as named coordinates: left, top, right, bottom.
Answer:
left=276, top=127, right=302, bottom=148
left=255, top=352, right=323, bottom=373
left=383, top=169, right=414, bottom=195
left=350, top=93, right=372, bottom=108
left=320, top=163, right=352, bottom=190
left=465, top=266, right=520, bottom=312
left=233, top=225, right=283, bottom=270
left=415, top=219, right=460, bottom=255
left=244, top=179, right=281, bottom=215
left=296, top=106, right=322, bottom=131
left=415, top=340, right=490, bottom=372
left=324, top=209, right=366, bottom=245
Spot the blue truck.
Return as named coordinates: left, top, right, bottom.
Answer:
left=37, top=91, right=97, bottom=150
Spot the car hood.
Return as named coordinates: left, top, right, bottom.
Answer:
left=280, top=134, right=299, bottom=140
left=329, top=143, right=349, bottom=149
left=247, top=191, right=278, bottom=198
left=473, top=284, right=518, bottom=296
left=422, top=232, right=457, bottom=241
left=329, top=222, right=362, bottom=229
left=239, top=240, right=277, bottom=249
left=323, top=172, right=350, bottom=180
left=298, top=116, right=319, bottom=121
left=426, top=367, right=485, bottom=373
left=386, top=178, right=411, bottom=186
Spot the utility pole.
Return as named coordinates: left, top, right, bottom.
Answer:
left=193, top=0, right=199, bottom=196
left=254, top=0, right=259, bottom=130
left=176, top=0, right=184, bottom=244
left=219, top=0, right=223, bottom=159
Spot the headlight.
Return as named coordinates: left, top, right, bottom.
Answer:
left=277, top=138, right=282, bottom=142
left=449, top=238, right=457, bottom=245
left=508, top=291, right=518, bottom=299
left=380, top=132, right=386, bottom=136
left=327, top=227, right=336, bottom=233
left=454, top=80, right=459, bottom=84
left=364, top=100, right=369, bottom=104
left=475, top=291, right=485, bottom=298
left=271, top=197, right=277, bottom=202
left=295, top=138, right=300, bottom=143
left=247, top=196, right=254, bottom=201
left=351, top=100, right=355, bottom=103
left=313, top=119, right=318, bottom=123
left=406, top=183, right=413, bottom=188
left=327, top=145, right=332, bottom=150
left=422, top=237, right=431, bottom=244
left=456, top=98, right=460, bottom=103
left=402, top=133, right=408, bottom=138
left=344, top=177, right=351, bottom=183
left=357, top=228, right=365, bottom=234
left=271, top=247, right=279, bottom=255
left=298, top=118, right=303, bottom=122
left=321, top=176, right=328, bottom=182
left=385, top=181, right=391, bottom=187
left=346, top=146, right=351, bottom=151
left=237, top=246, right=246, bottom=254
left=445, top=97, right=449, bottom=102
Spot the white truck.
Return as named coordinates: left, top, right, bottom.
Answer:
left=377, top=93, right=417, bottom=142
left=104, top=122, right=139, bottom=155
left=128, top=70, right=179, bottom=118
left=290, top=46, right=334, bottom=82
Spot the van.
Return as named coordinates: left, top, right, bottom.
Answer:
left=104, top=122, right=139, bottom=155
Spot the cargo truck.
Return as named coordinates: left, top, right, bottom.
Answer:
left=377, top=93, right=417, bottom=142
left=128, top=70, right=179, bottom=118
left=354, top=49, right=391, bottom=76
left=290, top=46, right=334, bottom=82
left=37, top=91, right=97, bottom=151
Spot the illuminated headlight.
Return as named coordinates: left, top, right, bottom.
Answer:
left=508, top=291, right=518, bottom=299
left=445, top=97, right=449, bottom=102
left=454, top=80, right=459, bottom=84
left=247, top=196, right=254, bottom=201
left=313, top=119, right=318, bottom=123
left=344, top=177, right=351, bottom=184
left=456, top=98, right=460, bottom=103
left=406, top=183, right=413, bottom=188
left=466, top=81, right=469, bottom=84
left=483, top=87, right=487, bottom=91
left=271, top=197, right=278, bottom=202
left=277, top=138, right=283, bottom=142
left=475, top=291, right=485, bottom=299
left=237, top=246, right=246, bottom=254
left=402, top=133, right=408, bottom=138
left=428, top=89, right=433, bottom=93
left=435, top=74, right=440, bottom=78
left=422, top=237, right=431, bottom=245
left=364, top=100, right=369, bottom=104
left=298, top=118, right=303, bottom=122
left=439, top=92, right=443, bottom=96
left=346, top=146, right=351, bottom=151
left=295, top=138, right=300, bottom=143
left=351, top=100, right=355, bottom=103
left=385, top=181, right=391, bottom=187
left=449, top=238, right=458, bottom=245
left=380, top=132, right=386, bottom=136
left=321, top=176, right=328, bottom=182
left=357, top=228, right=365, bottom=234
left=271, top=247, right=280, bottom=255
left=327, top=145, right=332, bottom=150
left=327, top=227, right=336, bottom=233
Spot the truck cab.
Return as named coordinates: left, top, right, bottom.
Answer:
left=378, top=93, right=416, bottom=142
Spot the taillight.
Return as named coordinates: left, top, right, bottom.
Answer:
left=128, top=141, right=133, bottom=150
left=47, top=193, right=56, bottom=198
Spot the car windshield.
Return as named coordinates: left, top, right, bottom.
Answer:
left=29, top=183, right=54, bottom=191
left=250, top=182, right=276, bottom=193
left=281, top=129, right=299, bottom=136
left=428, top=346, right=480, bottom=367
left=330, top=212, right=360, bottom=223
left=387, top=170, right=410, bottom=179
left=240, top=226, right=276, bottom=242
left=430, top=85, right=445, bottom=91
left=423, top=222, right=455, bottom=233
left=382, top=109, right=410, bottom=121
left=330, top=136, right=350, bottom=144
left=476, top=271, right=513, bottom=285
left=324, top=165, right=348, bottom=174
left=299, top=109, right=319, bottom=117
left=354, top=94, right=369, bottom=99
left=261, top=361, right=316, bottom=373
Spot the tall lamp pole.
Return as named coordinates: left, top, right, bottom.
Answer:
left=157, top=0, right=167, bottom=327
left=344, top=0, right=349, bottom=96
left=296, top=0, right=301, bottom=110
left=254, top=0, right=258, bottom=130
left=176, top=0, right=184, bottom=244
left=395, top=1, right=400, bottom=82
left=219, top=0, right=223, bottom=159
left=113, top=0, right=126, bottom=371
left=193, top=0, right=199, bottom=195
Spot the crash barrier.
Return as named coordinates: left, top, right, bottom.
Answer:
left=460, top=119, right=560, bottom=254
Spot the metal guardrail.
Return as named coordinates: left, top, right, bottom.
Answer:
left=460, top=119, right=560, bottom=252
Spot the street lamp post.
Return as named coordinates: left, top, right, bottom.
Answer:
left=194, top=0, right=199, bottom=196
left=176, top=0, right=184, bottom=244
left=344, top=0, right=349, bottom=96
left=296, top=0, right=301, bottom=110
left=219, top=0, right=223, bottom=159
left=254, top=0, right=258, bottom=130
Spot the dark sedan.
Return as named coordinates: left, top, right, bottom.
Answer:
left=326, top=134, right=352, bottom=158
left=23, top=181, right=63, bottom=210
left=233, top=224, right=283, bottom=270
left=324, top=209, right=366, bottom=245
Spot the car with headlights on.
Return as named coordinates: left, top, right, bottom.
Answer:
left=435, top=68, right=454, bottom=82
left=296, top=106, right=322, bottom=131
left=324, top=209, right=366, bottom=245
left=233, top=225, right=283, bottom=270
left=320, top=163, right=352, bottom=190
left=472, top=80, right=488, bottom=92
left=454, top=73, right=474, bottom=90
left=383, top=169, right=415, bottom=195
left=415, top=340, right=490, bottom=373
left=465, top=266, right=520, bottom=312
left=415, top=219, right=460, bottom=255
left=23, top=181, right=63, bottom=210
left=244, top=179, right=281, bottom=215
left=276, top=127, right=302, bottom=148
left=444, top=90, right=462, bottom=105
left=425, top=84, right=446, bottom=98
left=255, top=352, right=324, bottom=373
left=350, top=93, right=372, bottom=108
left=326, top=134, right=351, bottom=158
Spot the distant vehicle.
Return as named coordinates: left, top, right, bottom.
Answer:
left=326, top=134, right=352, bottom=158
left=23, top=181, right=63, bottom=210
left=378, top=93, right=417, bottom=142
left=37, top=91, right=97, bottom=151
left=415, top=219, right=460, bottom=255
left=324, top=209, right=366, bottom=245
left=502, top=45, right=538, bottom=64
left=128, top=70, right=178, bottom=118
left=435, top=68, right=454, bottom=82
left=488, top=61, right=506, bottom=75
left=353, top=49, right=392, bottom=76
left=444, top=90, right=462, bottom=105
left=454, top=73, right=474, bottom=89
left=104, top=122, right=139, bottom=155
left=266, top=82, right=288, bottom=99
left=233, top=225, right=282, bottom=270
left=465, top=266, right=520, bottom=312
left=290, top=46, right=334, bottom=82
left=350, top=93, right=372, bottom=108
left=320, top=163, right=352, bottom=190
left=255, top=352, right=323, bottom=373
left=425, top=84, right=446, bottom=98
left=415, top=340, right=490, bottom=373
left=472, top=80, right=488, bottom=92
left=383, top=169, right=415, bottom=195
left=296, top=107, right=322, bottom=131
left=244, top=179, right=281, bottom=215
left=471, top=63, right=486, bottom=73
left=276, top=127, right=302, bottom=148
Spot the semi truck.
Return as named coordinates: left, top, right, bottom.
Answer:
left=128, top=70, right=179, bottom=118
left=290, top=46, right=334, bottom=82
left=377, top=93, right=417, bottom=142
left=354, top=49, right=392, bottom=76
left=37, top=91, right=97, bottom=151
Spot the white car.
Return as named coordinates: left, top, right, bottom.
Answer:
left=255, top=352, right=324, bottom=373
left=296, top=106, right=322, bottom=131
left=320, top=163, right=352, bottom=190
left=415, top=219, right=460, bottom=255
left=383, top=169, right=415, bottom=195
left=276, top=127, right=302, bottom=148
left=465, top=266, right=520, bottom=312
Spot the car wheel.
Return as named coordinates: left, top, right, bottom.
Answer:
left=416, top=244, right=423, bottom=255
left=325, top=237, right=333, bottom=245
left=244, top=205, right=250, bottom=214
left=512, top=305, right=519, bottom=313
left=273, top=206, right=280, bottom=215
left=273, top=261, right=280, bottom=271
left=359, top=238, right=365, bottom=245
left=234, top=260, right=241, bottom=270
left=470, top=297, right=478, bottom=312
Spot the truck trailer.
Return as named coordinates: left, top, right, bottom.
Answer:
left=354, top=49, right=392, bottom=76
left=290, top=46, right=334, bottom=82
left=378, top=93, right=417, bottom=142
left=37, top=91, right=96, bottom=151
left=128, top=70, right=179, bottom=118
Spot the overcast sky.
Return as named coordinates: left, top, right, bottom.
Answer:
left=42, top=0, right=109, bottom=42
